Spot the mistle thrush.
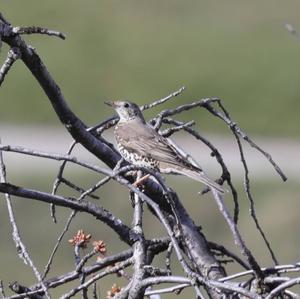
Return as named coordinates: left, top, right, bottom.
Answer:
left=105, top=101, right=224, bottom=194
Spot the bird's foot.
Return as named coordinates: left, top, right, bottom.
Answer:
left=133, top=174, right=150, bottom=188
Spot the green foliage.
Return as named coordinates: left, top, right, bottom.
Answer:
left=1, top=0, right=300, bottom=135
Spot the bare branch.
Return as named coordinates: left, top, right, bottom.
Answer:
left=12, top=26, right=66, bottom=40
left=75, top=249, right=97, bottom=273
left=209, top=242, right=250, bottom=270
left=145, top=283, right=190, bottom=296
left=265, top=276, right=300, bottom=299
left=232, top=131, right=278, bottom=265
left=0, top=182, right=134, bottom=244
left=8, top=282, right=44, bottom=299
left=128, top=174, right=147, bottom=299
left=0, top=144, right=114, bottom=176
left=219, top=263, right=300, bottom=283
left=204, top=98, right=287, bottom=181
left=1, top=27, right=121, bottom=170
left=149, top=97, right=286, bottom=181
left=141, top=276, right=262, bottom=299
left=59, top=177, right=100, bottom=200
left=0, top=143, right=50, bottom=299
left=211, top=190, right=263, bottom=279
left=43, top=249, right=133, bottom=289
left=160, top=120, right=195, bottom=138
left=60, top=259, right=133, bottom=299
left=0, top=47, right=21, bottom=86
left=5, top=250, right=135, bottom=299
left=42, top=210, right=76, bottom=279
left=0, top=13, right=10, bottom=25
left=141, top=86, right=186, bottom=111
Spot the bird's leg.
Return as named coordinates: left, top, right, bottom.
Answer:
left=133, top=173, right=151, bottom=187
left=130, top=171, right=150, bottom=207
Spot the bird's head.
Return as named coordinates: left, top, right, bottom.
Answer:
left=105, top=101, right=145, bottom=122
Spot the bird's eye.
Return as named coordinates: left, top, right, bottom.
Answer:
left=124, top=103, right=129, bottom=108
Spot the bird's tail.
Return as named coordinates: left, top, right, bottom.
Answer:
left=175, top=168, right=225, bottom=194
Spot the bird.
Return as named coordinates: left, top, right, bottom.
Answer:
left=105, top=100, right=224, bottom=194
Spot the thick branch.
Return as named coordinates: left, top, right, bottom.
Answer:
left=1, top=21, right=120, bottom=169
left=0, top=182, right=133, bottom=245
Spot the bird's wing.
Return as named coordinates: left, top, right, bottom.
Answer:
left=116, top=121, right=226, bottom=193
left=116, top=121, right=202, bottom=171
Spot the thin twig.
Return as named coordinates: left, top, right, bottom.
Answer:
left=150, top=97, right=287, bottom=181
left=160, top=120, right=195, bottom=138
left=74, top=244, right=82, bottom=266
left=203, top=98, right=287, bottom=181
left=0, top=47, right=21, bottom=86
left=0, top=13, right=10, bottom=24
left=76, top=176, right=111, bottom=201
left=29, top=241, right=168, bottom=296
left=7, top=282, right=44, bottom=299
left=42, top=211, right=76, bottom=279
left=141, top=86, right=186, bottom=111
left=94, top=116, right=118, bottom=135
left=145, top=283, right=189, bottom=296
left=141, top=276, right=261, bottom=299
left=0, top=141, right=51, bottom=299
left=211, top=189, right=263, bottom=280
left=92, top=282, right=99, bottom=299
left=41, top=249, right=134, bottom=291
left=265, top=276, right=300, bottom=299
left=0, top=181, right=134, bottom=244
left=60, top=258, right=133, bottom=299
left=219, top=263, right=300, bottom=283
left=76, top=250, right=97, bottom=273
left=12, top=26, right=66, bottom=40
left=60, top=177, right=100, bottom=200
left=209, top=242, right=250, bottom=270
left=151, top=98, right=218, bottom=129
left=233, top=131, right=278, bottom=265
left=0, top=144, right=112, bottom=176
left=284, top=290, right=300, bottom=299
left=217, top=101, right=279, bottom=265
left=46, top=168, right=114, bottom=280
left=51, top=140, right=78, bottom=222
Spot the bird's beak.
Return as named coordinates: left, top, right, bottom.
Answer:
left=104, top=101, right=116, bottom=108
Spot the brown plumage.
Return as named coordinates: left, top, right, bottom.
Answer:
left=105, top=100, right=224, bottom=194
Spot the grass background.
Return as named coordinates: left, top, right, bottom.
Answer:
left=0, top=1, right=300, bottom=297
left=1, top=0, right=300, bottom=135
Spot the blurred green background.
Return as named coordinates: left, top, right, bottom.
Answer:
left=0, top=1, right=300, bottom=298
left=1, top=0, right=300, bottom=135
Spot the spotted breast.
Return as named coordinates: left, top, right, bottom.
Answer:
left=114, top=123, right=159, bottom=170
